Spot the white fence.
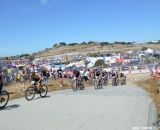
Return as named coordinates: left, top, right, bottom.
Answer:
left=122, top=69, right=150, bottom=75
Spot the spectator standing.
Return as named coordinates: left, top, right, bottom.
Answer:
left=84, top=69, right=89, bottom=82
left=42, top=68, right=50, bottom=85
left=19, top=67, right=26, bottom=91
left=0, top=71, right=3, bottom=92
left=2, top=68, right=7, bottom=85
left=57, top=67, right=63, bottom=87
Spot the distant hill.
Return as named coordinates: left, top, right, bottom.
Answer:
left=32, top=42, right=160, bottom=58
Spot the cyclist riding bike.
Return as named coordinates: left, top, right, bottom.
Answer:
left=112, top=71, right=117, bottom=86
left=72, top=69, right=84, bottom=90
left=116, top=71, right=120, bottom=83
left=112, top=71, right=116, bottom=78
left=30, top=71, right=42, bottom=90
left=73, top=69, right=81, bottom=80
left=102, top=71, right=108, bottom=79
left=94, top=70, right=102, bottom=79
left=101, top=71, right=108, bottom=85
left=94, top=69, right=103, bottom=84
left=119, top=72, right=126, bottom=84
left=93, top=69, right=103, bottom=89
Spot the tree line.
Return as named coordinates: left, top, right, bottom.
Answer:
left=53, top=41, right=134, bottom=47
left=147, top=40, right=160, bottom=44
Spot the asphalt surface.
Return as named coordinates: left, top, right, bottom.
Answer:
left=0, top=84, right=158, bottom=130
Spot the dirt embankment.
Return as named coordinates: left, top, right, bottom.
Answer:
left=33, top=44, right=160, bottom=58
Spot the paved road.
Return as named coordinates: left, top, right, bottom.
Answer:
left=0, top=84, right=158, bottom=130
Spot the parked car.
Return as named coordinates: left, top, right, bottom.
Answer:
left=137, top=65, right=145, bottom=70
left=121, top=66, right=129, bottom=71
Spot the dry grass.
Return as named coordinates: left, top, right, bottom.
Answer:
left=127, top=73, right=149, bottom=84
left=5, top=78, right=93, bottom=100
left=137, top=79, right=160, bottom=119
left=34, top=43, right=160, bottom=58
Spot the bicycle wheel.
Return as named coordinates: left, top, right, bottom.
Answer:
left=106, top=78, right=108, bottom=86
left=80, top=81, right=85, bottom=90
left=72, top=80, right=77, bottom=91
left=112, top=79, right=115, bottom=86
left=124, top=79, right=126, bottom=85
left=98, top=80, right=103, bottom=89
left=113, top=78, right=117, bottom=86
left=94, top=79, right=98, bottom=89
left=0, top=91, right=9, bottom=108
left=40, top=85, right=48, bottom=97
left=102, top=78, right=107, bottom=86
left=25, top=87, right=35, bottom=101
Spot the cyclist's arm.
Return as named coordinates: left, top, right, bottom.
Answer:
left=38, top=74, right=42, bottom=82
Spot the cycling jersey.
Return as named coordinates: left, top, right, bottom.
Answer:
left=102, top=72, right=106, bottom=77
left=31, top=73, right=41, bottom=82
left=57, top=68, right=63, bottom=78
left=96, top=71, right=101, bottom=77
left=73, top=70, right=80, bottom=78
left=112, top=73, right=116, bottom=77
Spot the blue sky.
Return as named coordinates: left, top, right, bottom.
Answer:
left=0, top=0, right=160, bottom=56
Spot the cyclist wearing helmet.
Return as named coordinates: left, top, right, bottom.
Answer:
left=73, top=69, right=80, bottom=79
left=94, top=70, right=102, bottom=79
left=120, top=72, right=125, bottom=78
left=112, top=70, right=117, bottom=86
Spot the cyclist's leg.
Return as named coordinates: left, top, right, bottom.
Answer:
left=35, top=81, right=41, bottom=91
left=61, top=77, right=63, bottom=87
left=0, top=85, right=2, bottom=93
left=39, top=80, right=42, bottom=88
left=60, top=76, right=63, bottom=87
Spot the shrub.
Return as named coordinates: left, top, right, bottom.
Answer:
left=95, top=59, right=105, bottom=67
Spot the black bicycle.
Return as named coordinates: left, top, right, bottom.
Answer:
left=120, top=77, right=126, bottom=85
left=25, top=82, right=48, bottom=101
left=101, top=76, right=108, bottom=86
left=94, top=77, right=103, bottom=89
left=0, top=90, right=9, bottom=108
left=72, top=77, right=85, bottom=91
left=112, top=77, right=119, bottom=86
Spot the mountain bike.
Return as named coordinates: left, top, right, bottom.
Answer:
left=112, top=77, right=119, bottom=86
left=101, top=76, right=108, bottom=86
left=25, top=81, right=48, bottom=101
left=94, top=77, right=103, bottom=89
left=0, top=90, right=9, bottom=108
left=72, top=77, right=85, bottom=91
left=120, top=77, right=126, bottom=85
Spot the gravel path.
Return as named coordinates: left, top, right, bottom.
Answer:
left=0, top=84, right=158, bottom=130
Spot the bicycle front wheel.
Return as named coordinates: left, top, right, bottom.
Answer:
left=94, top=79, right=98, bottom=89
left=72, top=80, right=77, bottom=91
left=0, top=91, right=9, bottom=108
left=25, top=87, right=35, bottom=101
left=40, top=85, right=48, bottom=97
left=80, top=82, right=85, bottom=90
